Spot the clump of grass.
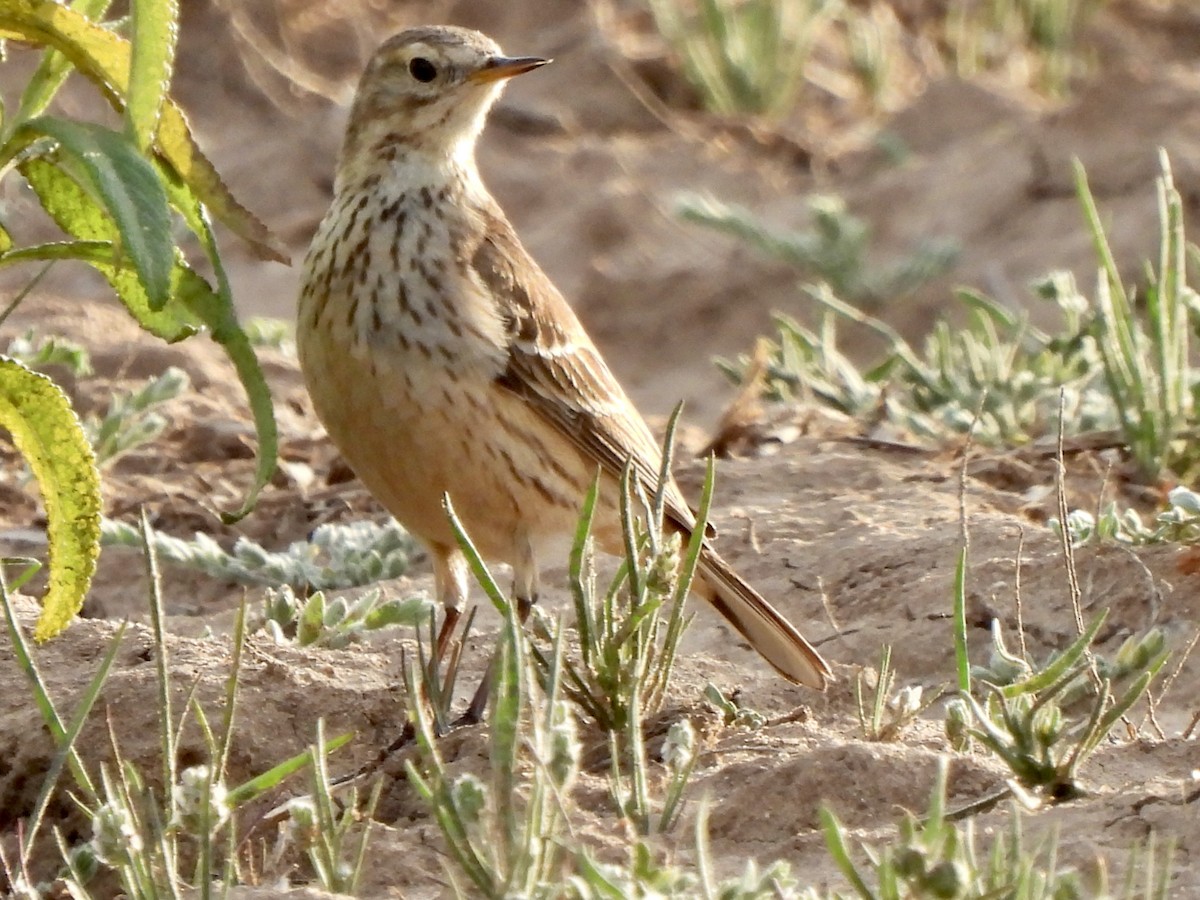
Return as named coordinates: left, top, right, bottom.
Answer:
left=642, top=0, right=1105, bottom=128
left=645, top=0, right=837, bottom=119
left=679, top=192, right=958, bottom=309
left=1053, top=486, right=1200, bottom=547
left=948, top=0, right=1110, bottom=95
left=85, top=367, right=190, bottom=467
left=527, top=407, right=701, bottom=736
left=407, top=500, right=803, bottom=894
left=2, top=516, right=355, bottom=897
left=438, top=411, right=704, bottom=838
left=819, top=757, right=1175, bottom=898
left=947, top=425, right=1169, bottom=804
left=528, top=410, right=707, bottom=835
left=721, top=282, right=1105, bottom=448
left=279, top=722, right=382, bottom=894
left=403, top=563, right=580, bottom=895
left=101, top=517, right=420, bottom=591
left=712, top=153, right=1200, bottom=482
left=856, top=645, right=942, bottom=742
left=252, top=584, right=432, bottom=649
left=956, top=614, right=1166, bottom=802
left=1072, top=151, right=1198, bottom=482
left=840, top=2, right=908, bottom=112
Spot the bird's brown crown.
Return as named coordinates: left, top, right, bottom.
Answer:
left=339, top=25, right=547, bottom=179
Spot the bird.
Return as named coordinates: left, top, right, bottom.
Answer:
left=296, top=24, right=832, bottom=707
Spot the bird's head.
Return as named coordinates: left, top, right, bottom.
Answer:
left=341, top=26, right=548, bottom=176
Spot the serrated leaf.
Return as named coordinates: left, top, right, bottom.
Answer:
left=3, top=6, right=277, bottom=520
left=0, top=0, right=287, bottom=263
left=20, top=157, right=197, bottom=340
left=126, top=0, right=177, bottom=152
left=20, top=117, right=173, bottom=308
left=18, top=162, right=277, bottom=517
left=0, top=357, right=100, bottom=640
left=323, top=595, right=347, bottom=627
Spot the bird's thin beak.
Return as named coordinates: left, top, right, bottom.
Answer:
left=468, top=55, right=550, bottom=84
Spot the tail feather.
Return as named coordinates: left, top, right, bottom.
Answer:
left=694, top=550, right=832, bottom=689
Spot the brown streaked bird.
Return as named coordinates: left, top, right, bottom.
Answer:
left=297, top=25, right=831, bottom=699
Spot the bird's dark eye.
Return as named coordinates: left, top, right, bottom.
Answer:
left=409, top=57, right=437, bottom=83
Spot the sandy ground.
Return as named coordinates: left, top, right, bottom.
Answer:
left=2, top=0, right=1200, bottom=895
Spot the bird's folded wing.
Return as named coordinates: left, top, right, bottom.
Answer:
left=470, top=209, right=699, bottom=534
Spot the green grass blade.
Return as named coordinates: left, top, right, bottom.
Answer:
left=0, top=558, right=41, bottom=593
left=24, top=620, right=125, bottom=853
left=224, top=732, right=353, bottom=807
left=953, top=546, right=970, bottom=694
left=443, top=493, right=511, bottom=617
left=651, top=403, right=684, bottom=528
left=569, top=475, right=601, bottom=666
left=819, top=806, right=876, bottom=898
left=0, top=575, right=97, bottom=802
left=998, top=612, right=1106, bottom=698
left=1072, top=158, right=1126, bottom=320
left=216, top=598, right=247, bottom=779
left=139, top=509, right=176, bottom=802
left=491, top=621, right=523, bottom=874
left=619, top=464, right=642, bottom=602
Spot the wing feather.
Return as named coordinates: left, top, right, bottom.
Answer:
left=470, top=203, right=699, bottom=532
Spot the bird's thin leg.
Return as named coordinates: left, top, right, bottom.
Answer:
left=458, top=552, right=540, bottom=726
left=433, top=549, right=470, bottom=663
left=435, top=607, right=461, bottom=661
left=373, top=547, right=470, bottom=759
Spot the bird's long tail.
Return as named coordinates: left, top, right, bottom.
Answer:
left=693, top=549, right=832, bottom=689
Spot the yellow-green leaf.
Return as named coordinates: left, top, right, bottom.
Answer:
left=126, top=0, right=177, bottom=152
left=21, top=117, right=174, bottom=309
left=0, top=0, right=287, bottom=263
left=20, top=157, right=197, bottom=341
left=0, top=356, right=101, bottom=640
left=10, top=0, right=113, bottom=131
left=20, top=162, right=278, bottom=519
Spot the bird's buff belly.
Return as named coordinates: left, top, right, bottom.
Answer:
left=304, top=341, right=595, bottom=563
